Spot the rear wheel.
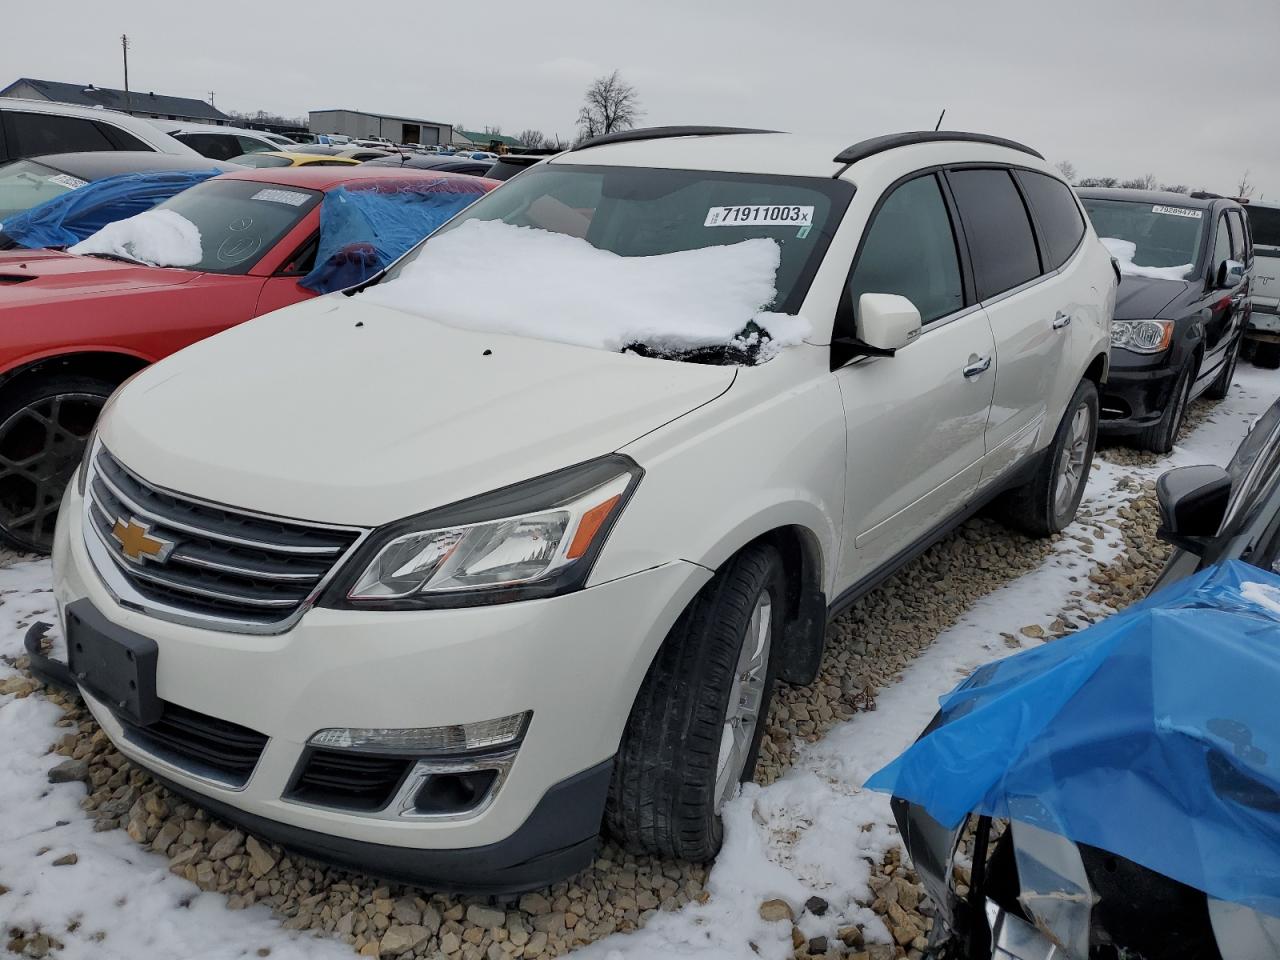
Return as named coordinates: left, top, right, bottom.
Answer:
left=605, top=543, right=784, bottom=861
left=1253, top=341, right=1280, bottom=370
left=1203, top=338, right=1241, bottom=401
left=1138, top=359, right=1195, bottom=454
left=0, top=375, right=114, bottom=553
left=998, top=379, right=1099, bottom=536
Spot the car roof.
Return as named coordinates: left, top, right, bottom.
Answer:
left=1076, top=187, right=1228, bottom=210
left=153, top=120, right=277, bottom=140
left=0, top=97, right=197, bottom=155
left=215, top=164, right=500, bottom=192
left=26, top=151, right=237, bottom=178
left=548, top=130, right=1050, bottom=179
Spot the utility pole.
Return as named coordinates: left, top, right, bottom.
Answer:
left=121, top=34, right=131, bottom=114
left=208, top=91, right=216, bottom=107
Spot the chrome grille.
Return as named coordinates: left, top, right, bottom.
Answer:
left=83, top=446, right=364, bottom=631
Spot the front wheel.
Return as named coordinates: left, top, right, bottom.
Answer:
left=1203, top=338, right=1241, bottom=401
left=1138, top=359, right=1195, bottom=454
left=605, top=543, right=784, bottom=861
left=0, top=375, right=115, bottom=553
left=998, top=379, right=1099, bottom=537
left=1253, top=341, right=1280, bottom=370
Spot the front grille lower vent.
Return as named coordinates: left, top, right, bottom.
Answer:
left=119, top=701, right=268, bottom=788
left=84, top=447, right=361, bottom=627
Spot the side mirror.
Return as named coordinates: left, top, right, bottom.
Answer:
left=1156, top=464, right=1231, bottom=554
left=1217, top=259, right=1245, bottom=288
left=857, top=293, right=922, bottom=354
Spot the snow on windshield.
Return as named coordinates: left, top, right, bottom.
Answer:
left=360, top=219, right=811, bottom=362
left=1101, top=237, right=1193, bottom=281
left=69, top=208, right=202, bottom=267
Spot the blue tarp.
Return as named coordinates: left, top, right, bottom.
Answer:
left=300, top=177, right=489, bottom=294
left=866, top=560, right=1280, bottom=917
left=0, top=169, right=223, bottom=249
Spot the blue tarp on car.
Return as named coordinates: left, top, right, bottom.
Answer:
left=300, top=177, right=489, bottom=294
left=0, top=169, right=224, bottom=249
left=866, top=560, right=1280, bottom=918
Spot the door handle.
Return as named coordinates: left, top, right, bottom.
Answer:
left=1052, top=312, right=1072, bottom=330
left=962, top=355, right=992, bottom=379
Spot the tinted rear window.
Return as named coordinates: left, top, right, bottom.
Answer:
left=176, top=132, right=243, bottom=162
left=7, top=111, right=116, bottom=157
left=947, top=168, right=1041, bottom=300
left=1014, top=170, right=1085, bottom=270
left=1247, top=205, right=1280, bottom=248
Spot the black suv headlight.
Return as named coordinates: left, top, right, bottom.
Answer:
left=1111, top=319, right=1174, bottom=354
left=322, top=454, right=642, bottom=609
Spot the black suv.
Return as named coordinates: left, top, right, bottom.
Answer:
left=1078, top=189, right=1252, bottom=452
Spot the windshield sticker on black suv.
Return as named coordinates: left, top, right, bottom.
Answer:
left=705, top=205, right=815, bottom=227
left=250, top=188, right=311, bottom=207
left=1152, top=205, right=1202, bottom=219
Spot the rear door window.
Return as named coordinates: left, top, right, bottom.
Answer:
left=96, top=122, right=152, bottom=151
left=947, top=167, right=1041, bottom=300
left=848, top=173, right=965, bottom=325
left=176, top=132, right=242, bottom=161
left=1014, top=170, right=1085, bottom=270
left=237, top=135, right=272, bottom=155
left=7, top=111, right=116, bottom=157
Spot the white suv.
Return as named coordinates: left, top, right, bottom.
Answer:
left=49, top=128, right=1114, bottom=893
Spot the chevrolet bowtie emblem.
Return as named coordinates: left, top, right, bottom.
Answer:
left=111, top=517, right=174, bottom=564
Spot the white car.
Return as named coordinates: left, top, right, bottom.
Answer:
left=149, top=120, right=290, bottom=161
left=0, top=97, right=198, bottom=163
left=1243, top=199, right=1280, bottom=367
left=50, top=127, right=1115, bottom=892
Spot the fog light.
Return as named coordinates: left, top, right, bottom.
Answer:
left=309, top=712, right=529, bottom=756
left=413, top=769, right=500, bottom=815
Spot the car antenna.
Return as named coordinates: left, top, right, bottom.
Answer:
left=934, top=109, right=946, bottom=132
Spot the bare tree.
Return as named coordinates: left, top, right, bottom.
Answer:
left=1078, top=176, right=1119, bottom=188
left=1119, top=173, right=1158, bottom=190
left=1055, top=160, right=1077, bottom=184
left=577, top=71, right=642, bottom=141
left=547, top=132, right=573, bottom=151
left=518, top=129, right=547, bottom=149
left=1236, top=170, right=1254, bottom=198
left=1160, top=183, right=1190, bottom=194
left=482, top=124, right=503, bottom=136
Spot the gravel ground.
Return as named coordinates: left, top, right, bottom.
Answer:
left=0, top=395, right=1251, bottom=959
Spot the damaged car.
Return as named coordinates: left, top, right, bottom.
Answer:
left=42, top=127, right=1115, bottom=892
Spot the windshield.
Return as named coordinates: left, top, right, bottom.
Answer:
left=230, top=153, right=293, bottom=168
left=0, top=160, right=85, bottom=220
left=420, top=163, right=852, bottom=314
left=1082, top=198, right=1205, bottom=279
left=146, top=178, right=320, bottom=273
left=1246, top=204, right=1280, bottom=249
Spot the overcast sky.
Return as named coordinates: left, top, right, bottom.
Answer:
left=6, top=0, right=1277, bottom=197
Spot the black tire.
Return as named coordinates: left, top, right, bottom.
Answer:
left=0, top=375, right=115, bottom=553
left=1138, top=358, right=1195, bottom=454
left=1254, top=341, right=1280, bottom=370
left=1203, top=337, right=1241, bottom=401
left=605, top=543, right=785, bottom=861
left=998, top=379, right=1099, bottom=537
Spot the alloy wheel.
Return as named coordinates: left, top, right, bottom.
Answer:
left=1054, top=403, right=1093, bottom=519
left=714, top=590, right=772, bottom=813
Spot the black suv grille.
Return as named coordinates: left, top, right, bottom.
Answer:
left=120, top=702, right=268, bottom=787
left=84, top=447, right=361, bottom=627
left=287, top=749, right=414, bottom=812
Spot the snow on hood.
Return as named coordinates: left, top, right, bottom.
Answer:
left=359, top=219, right=811, bottom=362
left=1101, top=237, right=1193, bottom=282
left=69, top=208, right=202, bottom=267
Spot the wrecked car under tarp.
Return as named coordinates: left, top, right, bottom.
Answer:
left=866, top=560, right=1280, bottom=959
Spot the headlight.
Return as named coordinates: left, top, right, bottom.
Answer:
left=75, top=371, right=143, bottom=497
left=327, top=454, right=642, bottom=609
left=1111, top=319, right=1174, bottom=354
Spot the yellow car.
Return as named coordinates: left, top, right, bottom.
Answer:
left=227, top=151, right=361, bottom=169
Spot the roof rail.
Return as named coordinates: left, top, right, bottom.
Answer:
left=834, top=131, right=1044, bottom=165
left=1190, top=190, right=1223, bottom=200
left=573, top=125, right=779, bottom=151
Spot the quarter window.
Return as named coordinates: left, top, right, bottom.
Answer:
left=947, top=168, right=1041, bottom=300
left=848, top=174, right=964, bottom=326
left=1014, top=170, right=1085, bottom=270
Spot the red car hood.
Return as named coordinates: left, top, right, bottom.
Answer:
left=0, top=249, right=200, bottom=302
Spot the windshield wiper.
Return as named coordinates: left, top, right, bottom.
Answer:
left=81, top=251, right=151, bottom=267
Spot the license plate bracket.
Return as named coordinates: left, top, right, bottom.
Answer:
left=65, top=599, right=161, bottom=726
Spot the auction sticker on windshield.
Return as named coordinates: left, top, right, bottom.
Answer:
left=705, top=205, right=814, bottom=227
left=1152, top=205, right=1202, bottom=219
left=47, top=174, right=88, bottom=190
left=251, top=188, right=311, bottom=206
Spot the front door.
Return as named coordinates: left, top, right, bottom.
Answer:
left=834, top=172, right=996, bottom=590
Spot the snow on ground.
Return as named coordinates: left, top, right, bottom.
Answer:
left=361, top=220, right=811, bottom=356
left=1099, top=237, right=1193, bottom=282
left=579, top=363, right=1280, bottom=960
left=0, top=367, right=1275, bottom=960
left=69, top=209, right=202, bottom=267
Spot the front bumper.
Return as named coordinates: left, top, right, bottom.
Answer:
left=1098, top=354, right=1180, bottom=433
left=1247, top=307, right=1280, bottom=342
left=52, top=483, right=711, bottom=891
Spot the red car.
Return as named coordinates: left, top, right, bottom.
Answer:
left=0, top=166, right=496, bottom=551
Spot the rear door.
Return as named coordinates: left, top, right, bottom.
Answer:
left=945, top=167, right=1068, bottom=488
left=834, top=171, right=995, bottom=588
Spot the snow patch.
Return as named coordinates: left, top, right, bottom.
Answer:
left=361, top=219, right=810, bottom=360
left=1101, top=237, right=1193, bottom=281
left=1242, top=580, right=1280, bottom=616
left=70, top=209, right=202, bottom=267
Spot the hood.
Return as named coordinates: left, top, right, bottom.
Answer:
left=1113, top=273, right=1191, bottom=320
left=0, top=249, right=198, bottom=301
left=102, top=296, right=736, bottom=527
